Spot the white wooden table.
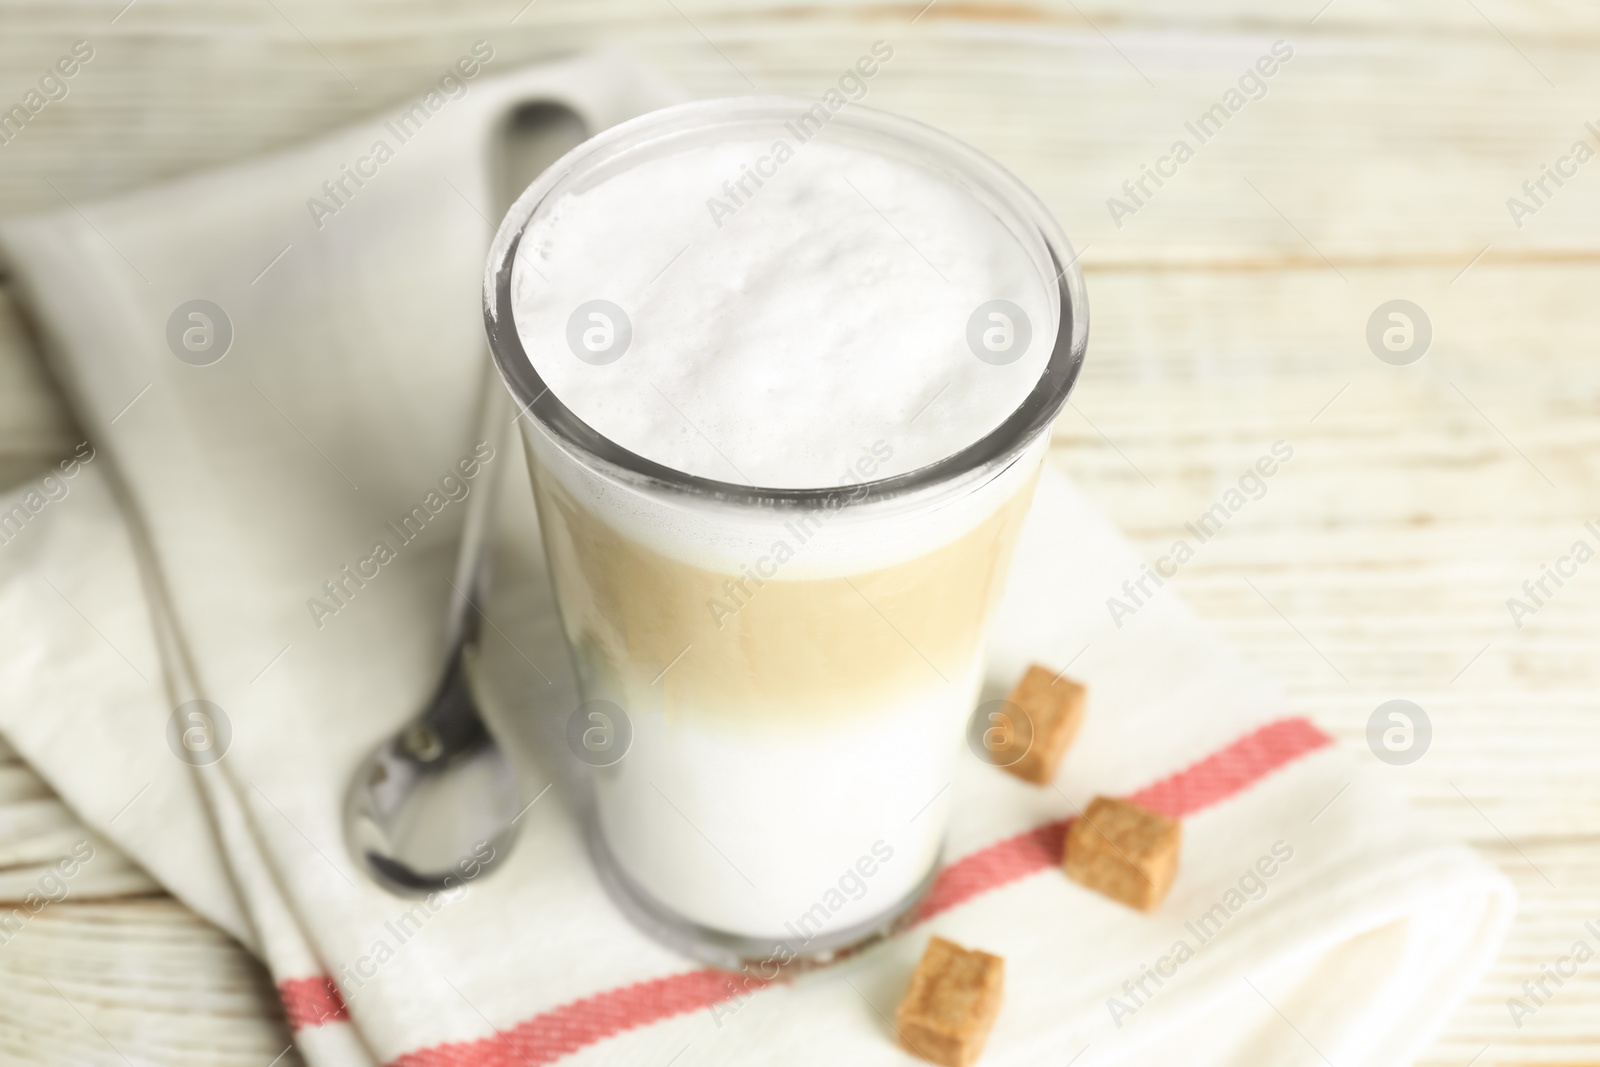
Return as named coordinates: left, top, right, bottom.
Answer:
left=1, top=2, right=1597, bottom=1064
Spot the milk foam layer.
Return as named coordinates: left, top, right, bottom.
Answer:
left=510, top=137, right=1054, bottom=489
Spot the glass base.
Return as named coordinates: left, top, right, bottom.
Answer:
left=581, top=814, right=939, bottom=974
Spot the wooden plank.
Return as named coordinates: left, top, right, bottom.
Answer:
left=0, top=900, right=298, bottom=1066
left=1053, top=263, right=1600, bottom=852
left=0, top=6, right=1597, bottom=265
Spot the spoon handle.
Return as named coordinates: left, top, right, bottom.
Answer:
left=442, top=364, right=507, bottom=656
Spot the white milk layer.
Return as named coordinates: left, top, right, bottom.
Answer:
left=510, top=137, right=1054, bottom=490
left=593, top=662, right=980, bottom=941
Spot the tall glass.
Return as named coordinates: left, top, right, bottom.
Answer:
left=484, top=98, right=1087, bottom=969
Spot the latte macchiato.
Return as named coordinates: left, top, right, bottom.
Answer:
left=485, top=98, right=1087, bottom=963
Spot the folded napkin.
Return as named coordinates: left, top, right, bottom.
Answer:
left=0, top=52, right=1513, bottom=1067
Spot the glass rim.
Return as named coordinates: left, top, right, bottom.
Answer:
left=484, top=95, right=1089, bottom=512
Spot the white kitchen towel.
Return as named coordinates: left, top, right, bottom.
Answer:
left=0, top=50, right=1514, bottom=1067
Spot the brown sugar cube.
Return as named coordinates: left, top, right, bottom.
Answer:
left=992, top=664, right=1086, bottom=785
left=1064, top=796, right=1181, bottom=912
left=894, top=936, right=1005, bottom=1067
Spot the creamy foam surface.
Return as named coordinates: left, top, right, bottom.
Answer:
left=509, top=137, right=1054, bottom=489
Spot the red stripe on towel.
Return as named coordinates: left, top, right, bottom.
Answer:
left=279, top=716, right=1332, bottom=1066
left=279, top=975, right=349, bottom=1029
left=912, top=715, right=1333, bottom=922
left=1127, top=716, right=1333, bottom=819
left=388, top=970, right=770, bottom=1067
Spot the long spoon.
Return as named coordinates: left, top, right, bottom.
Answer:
left=342, top=102, right=588, bottom=894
